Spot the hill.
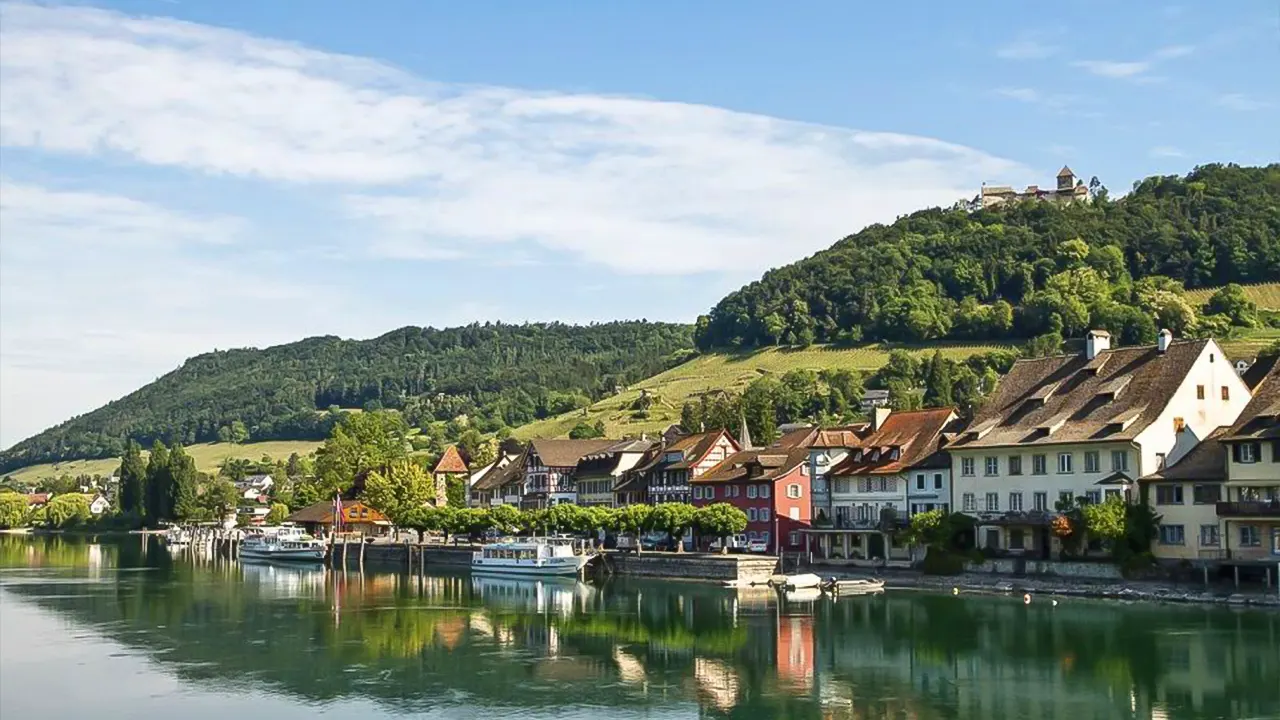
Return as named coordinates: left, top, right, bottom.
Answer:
left=3, top=440, right=323, bottom=486
left=0, top=323, right=693, bottom=473
left=1185, top=282, right=1280, bottom=310
left=696, top=164, right=1280, bottom=350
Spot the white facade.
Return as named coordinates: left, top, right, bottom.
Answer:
left=906, top=467, right=951, bottom=516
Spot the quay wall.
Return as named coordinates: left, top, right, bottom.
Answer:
left=964, top=558, right=1125, bottom=580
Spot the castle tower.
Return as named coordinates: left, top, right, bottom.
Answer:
left=1056, top=166, right=1075, bottom=192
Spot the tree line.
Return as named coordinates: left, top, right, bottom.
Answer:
left=696, top=164, right=1280, bottom=350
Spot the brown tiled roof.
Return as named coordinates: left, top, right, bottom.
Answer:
left=773, top=426, right=820, bottom=450
left=1241, top=355, right=1278, bottom=391
left=1140, top=427, right=1229, bottom=483
left=637, top=430, right=737, bottom=472
left=829, top=407, right=958, bottom=476
left=25, top=493, right=50, bottom=505
left=286, top=499, right=388, bottom=524
left=811, top=425, right=871, bottom=449
left=528, top=439, right=617, bottom=468
left=693, top=447, right=810, bottom=484
left=950, top=339, right=1209, bottom=450
left=433, top=446, right=469, bottom=474
left=1222, top=362, right=1280, bottom=441
left=471, top=449, right=525, bottom=492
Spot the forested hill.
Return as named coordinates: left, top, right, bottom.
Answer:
left=0, top=322, right=694, bottom=473
left=696, top=163, right=1280, bottom=349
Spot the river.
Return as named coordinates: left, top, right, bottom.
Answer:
left=0, top=535, right=1276, bottom=719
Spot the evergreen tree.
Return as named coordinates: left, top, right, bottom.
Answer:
left=168, top=444, right=199, bottom=521
left=118, top=440, right=147, bottom=518
left=923, top=351, right=954, bottom=407
left=144, top=441, right=172, bottom=523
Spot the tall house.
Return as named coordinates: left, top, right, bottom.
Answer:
left=468, top=443, right=527, bottom=507
left=948, top=330, right=1250, bottom=558
left=431, top=445, right=469, bottom=507
left=573, top=439, right=656, bottom=507
left=1216, top=362, right=1280, bottom=561
left=520, top=439, right=617, bottom=509
left=638, top=430, right=739, bottom=505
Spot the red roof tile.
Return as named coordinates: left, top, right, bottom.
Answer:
left=433, top=445, right=469, bottom=474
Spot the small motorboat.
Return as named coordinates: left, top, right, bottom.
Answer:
left=822, top=577, right=886, bottom=595
left=768, top=573, right=823, bottom=590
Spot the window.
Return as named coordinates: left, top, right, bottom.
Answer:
left=731, top=485, right=741, bottom=498
left=1199, top=525, right=1220, bottom=547
left=916, top=474, right=926, bottom=490
left=1221, top=386, right=1230, bottom=401
left=1236, top=443, right=1260, bottom=464
left=747, top=485, right=758, bottom=499
left=706, top=486, right=715, bottom=500
left=1105, top=488, right=1121, bottom=500
left=984, top=457, right=999, bottom=476
left=760, top=508, right=771, bottom=522
left=1084, top=490, right=1102, bottom=505
left=1196, top=385, right=1205, bottom=400
left=1033, top=492, right=1048, bottom=511
left=1084, top=451, right=1100, bottom=474
left=961, top=457, right=975, bottom=476
left=693, top=487, right=703, bottom=500
left=934, top=474, right=944, bottom=489
left=1058, top=491, right=1073, bottom=507
left=1009, top=492, right=1023, bottom=512
left=789, top=531, right=800, bottom=547
left=786, top=484, right=802, bottom=499
left=1057, top=453, right=1073, bottom=474
left=748, top=508, right=758, bottom=522
left=985, top=492, right=999, bottom=512
left=1111, top=450, right=1128, bottom=473
left=1192, top=484, right=1221, bottom=505
left=1155, top=484, right=1184, bottom=505
left=789, top=507, right=799, bottom=520
left=1240, top=526, right=1261, bottom=547
left=1158, top=525, right=1185, bottom=545
left=962, top=493, right=976, bottom=512
left=761, top=485, right=771, bottom=499
left=1273, top=440, right=1280, bottom=463
left=1032, top=455, right=1047, bottom=475
left=1008, top=456, right=1023, bottom=475
left=835, top=478, right=850, bottom=494
left=1009, top=529, right=1025, bottom=550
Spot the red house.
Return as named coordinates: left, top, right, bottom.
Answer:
left=692, top=444, right=812, bottom=555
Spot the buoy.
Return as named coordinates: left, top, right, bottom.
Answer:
left=952, top=587, right=959, bottom=595
left=1023, top=593, right=1032, bottom=604
left=1052, top=599, right=1059, bottom=607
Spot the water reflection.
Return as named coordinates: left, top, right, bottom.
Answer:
left=1, top=535, right=1277, bottom=719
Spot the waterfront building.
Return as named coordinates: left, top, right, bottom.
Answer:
left=286, top=499, right=391, bottom=538
left=519, top=439, right=617, bottom=510
left=574, top=439, right=656, bottom=507
left=1216, top=362, right=1280, bottom=563
left=468, top=443, right=525, bottom=508
left=636, top=430, right=739, bottom=505
left=948, top=330, right=1251, bottom=557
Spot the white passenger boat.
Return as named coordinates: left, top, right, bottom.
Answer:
left=240, top=526, right=326, bottom=562
left=822, top=578, right=886, bottom=595
left=471, top=537, right=591, bottom=577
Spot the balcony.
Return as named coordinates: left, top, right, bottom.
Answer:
left=1216, top=501, right=1280, bottom=518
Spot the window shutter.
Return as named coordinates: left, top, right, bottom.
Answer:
left=1231, top=443, right=1242, bottom=463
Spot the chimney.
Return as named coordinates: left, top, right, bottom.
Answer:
left=1157, top=328, right=1172, bottom=354
left=1086, top=329, right=1111, bottom=360
left=872, top=407, right=892, bottom=432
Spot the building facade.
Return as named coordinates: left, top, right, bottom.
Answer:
left=692, top=446, right=812, bottom=554
left=520, top=439, right=616, bottom=509
left=639, top=430, right=739, bottom=505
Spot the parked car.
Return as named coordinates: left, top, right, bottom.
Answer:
left=746, top=539, right=769, bottom=554
left=709, top=534, right=749, bottom=553
left=641, top=534, right=678, bottom=552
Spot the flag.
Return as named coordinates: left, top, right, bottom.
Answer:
left=333, top=494, right=343, bottom=535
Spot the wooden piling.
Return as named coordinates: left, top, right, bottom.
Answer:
left=358, top=538, right=366, bottom=572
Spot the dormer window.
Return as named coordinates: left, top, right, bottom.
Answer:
left=665, top=452, right=683, bottom=463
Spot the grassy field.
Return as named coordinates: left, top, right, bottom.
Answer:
left=513, top=342, right=1014, bottom=440
left=3, top=440, right=323, bottom=486
left=1186, top=282, right=1280, bottom=309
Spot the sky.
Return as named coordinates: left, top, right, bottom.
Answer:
left=1, top=1, right=1277, bottom=449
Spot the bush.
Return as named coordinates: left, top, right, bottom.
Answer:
left=921, top=547, right=967, bottom=575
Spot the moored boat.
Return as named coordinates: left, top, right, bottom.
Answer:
left=471, top=537, right=591, bottom=577
left=822, top=577, right=886, bottom=595
left=768, top=573, right=823, bottom=590
left=240, top=526, right=326, bottom=562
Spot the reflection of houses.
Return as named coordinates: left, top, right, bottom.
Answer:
left=520, top=439, right=617, bottom=510
left=574, top=439, right=656, bottom=507
left=637, top=430, right=739, bottom=505
left=692, top=657, right=741, bottom=712
left=949, top=331, right=1250, bottom=557
left=776, top=614, right=814, bottom=694
left=286, top=499, right=391, bottom=537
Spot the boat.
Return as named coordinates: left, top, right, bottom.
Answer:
left=240, top=526, right=326, bottom=562
left=783, top=587, right=824, bottom=603
left=768, top=573, right=823, bottom=590
left=163, top=526, right=191, bottom=548
left=471, top=537, right=592, bottom=577
left=822, top=577, right=886, bottom=595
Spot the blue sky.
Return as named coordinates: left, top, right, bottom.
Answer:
left=1, top=0, right=1277, bottom=448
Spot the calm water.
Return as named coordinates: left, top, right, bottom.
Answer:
left=1, top=536, right=1277, bottom=720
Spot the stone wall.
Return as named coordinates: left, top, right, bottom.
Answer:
left=965, top=557, right=1123, bottom=580
left=608, top=552, right=778, bottom=583
left=330, top=542, right=475, bottom=571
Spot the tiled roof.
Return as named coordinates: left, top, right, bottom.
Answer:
left=693, top=447, right=810, bottom=484
left=24, top=493, right=50, bottom=505
left=829, top=407, right=957, bottom=476
left=1140, top=427, right=1230, bottom=483
left=577, top=440, right=658, bottom=479
left=810, top=425, right=871, bottom=449
left=1241, top=355, right=1278, bottom=391
left=950, top=339, right=1209, bottom=450
left=773, top=426, right=820, bottom=450
left=638, top=430, right=737, bottom=472
left=286, top=499, right=387, bottom=524
left=433, top=446, right=469, bottom=474
left=471, top=449, right=525, bottom=492
left=528, top=439, right=617, bottom=468
left=1222, top=362, right=1280, bottom=442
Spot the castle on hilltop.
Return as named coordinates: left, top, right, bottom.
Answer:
left=972, top=166, right=1091, bottom=210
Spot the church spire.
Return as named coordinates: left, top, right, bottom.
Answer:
left=738, top=409, right=754, bottom=450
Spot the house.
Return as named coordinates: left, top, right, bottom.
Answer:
left=808, top=408, right=957, bottom=564
left=692, top=440, right=813, bottom=555
left=1215, top=362, right=1280, bottom=563
left=286, top=499, right=391, bottom=538
left=519, top=439, right=617, bottom=509
left=432, top=446, right=468, bottom=506
left=24, top=493, right=51, bottom=508
left=948, top=330, right=1251, bottom=557
left=87, top=494, right=111, bottom=515
left=469, top=445, right=526, bottom=507
left=976, top=166, right=1091, bottom=210
left=636, top=430, right=740, bottom=505
left=236, top=474, right=274, bottom=492
left=236, top=505, right=271, bottom=526
left=1140, top=427, right=1231, bottom=562
left=574, top=439, right=656, bottom=507
left=860, top=389, right=891, bottom=412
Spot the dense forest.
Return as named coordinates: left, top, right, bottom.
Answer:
left=696, top=164, right=1280, bottom=349
left=0, top=322, right=694, bottom=473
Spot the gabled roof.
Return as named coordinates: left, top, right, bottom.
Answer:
left=1140, top=427, right=1230, bottom=483
left=471, top=448, right=526, bottom=492
left=1241, top=355, right=1278, bottom=391
left=693, top=447, right=810, bottom=485
left=613, top=444, right=666, bottom=494
left=829, top=408, right=958, bottom=476
left=286, top=499, right=387, bottom=524
left=773, top=426, right=820, bottom=450
left=1222, top=362, right=1280, bottom=442
left=433, top=446, right=469, bottom=474
left=528, top=439, right=617, bottom=468
left=639, top=430, right=738, bottom=472
left=810, top=425, right=871, bottom=449
left=950, top=339, right=1210, bottom=449
left=577, top=440, right=659, bottom=478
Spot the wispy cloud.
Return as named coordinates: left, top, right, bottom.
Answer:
left=1148, top=146, right=1185, bottom=158
left=1216, top=92, right=1272, bottom=111
left=1072, top=44, right=1195, bottom=82
left=996, top=35, right=1059, bottom=60
left=992, top=87, right=1083, bottom=113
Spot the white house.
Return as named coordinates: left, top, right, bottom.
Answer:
left=87, top=494, right=111, bottom=515
left=948, top=330, right=1251, bottom=557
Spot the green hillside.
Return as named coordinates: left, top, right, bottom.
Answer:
left=1185, top=282, right=1280, bottom=310
left=3, top=440, right=323, bottom=486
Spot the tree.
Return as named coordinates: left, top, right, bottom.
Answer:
left=44, top=494, right=91, bottom=528
left=922, top=351, right=953, bottom=407
left=199, top=478, right=239, bottom=523
left=229, top=420, right=250, bottom=443
left=1204, top=283, right=1258, bottom=327
left=568, top=420, right=606, bottom=440
left=488, top=504, right=523, bottom=535
left=695, top=503, right=748, bottom=553
left=315, top=410, right=410, bottom=496
left=0, top=493, right=27, bottom=529
left=144, top=441, right=173, bottom=524
left=615, top=504, right=654, bottom=553
left=118, top=440, right=147, bottom=520
left=649, top=502, right=698, bottom=552
left=168, top=444, right=200, bottom=521
left=1082, top=496, right=1127, bottom=552
left=264, top=502, right=290, bottom=525
left=361, top=460, right=434, bottom=527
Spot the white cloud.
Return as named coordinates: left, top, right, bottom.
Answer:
left=1148, top=146, right=1185, bottom=158
left=1216, top=93, right=1272, bottom=111
left=1072, top=44, right=1194, bottom=82
left=996, top=37, right=1059, bottom=60
left=994, top=87, right=1041, bottom=103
